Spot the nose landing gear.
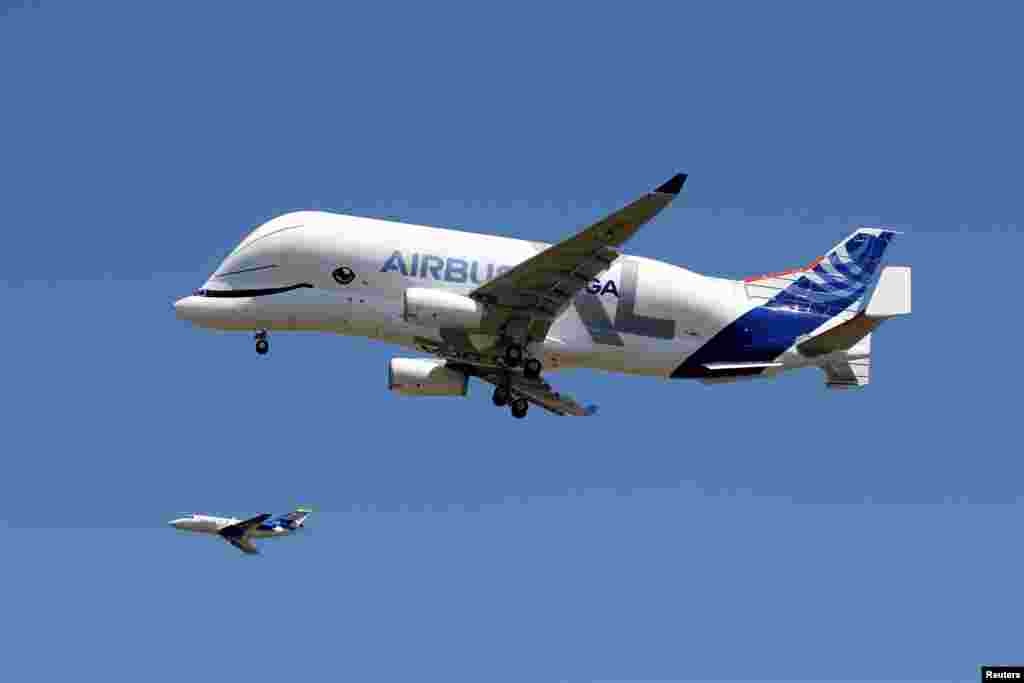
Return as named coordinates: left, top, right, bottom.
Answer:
left=254, top=330, right=269, bottom=355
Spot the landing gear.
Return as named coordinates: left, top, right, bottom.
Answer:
left=492, top=386, right=510, bottom=407
left=254, top=330, right=269, bottom=355
left=523, top=358, right=542, bottom=380
left=503, top=343, right=524, bottom=367
left=510, top=397, right=529, bottom=419
left=493, top=383, right=528, bottom=419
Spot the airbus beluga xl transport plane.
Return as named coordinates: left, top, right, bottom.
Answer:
left=174, top=173, right=911, bottom=419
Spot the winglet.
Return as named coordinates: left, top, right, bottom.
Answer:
left=654, top=173, right=687, bottom=196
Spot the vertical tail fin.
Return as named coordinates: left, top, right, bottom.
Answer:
left=280, top=507, right=312, bottom=529
left=745, top=227, right=897, bottom=317
left=772, top=227, right=897, bottom=315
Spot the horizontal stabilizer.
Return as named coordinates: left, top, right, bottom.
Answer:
left=865, top=266, right=911, bottom=318
left=799, top=266, right=911, bottom=358
left=798, top=314, right=880, bottom=357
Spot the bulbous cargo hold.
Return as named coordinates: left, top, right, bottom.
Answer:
left=387, top=358, right=469, bottom=397
left=402, top=287, right=485, bottom=330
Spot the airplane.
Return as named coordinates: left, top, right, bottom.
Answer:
left=174, top=172, right=911, bottom=419
left=168, top=508, right=312, bottom=555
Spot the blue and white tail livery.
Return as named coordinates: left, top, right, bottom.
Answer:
left=174, top=172, right=912, bottom=418
left=769, top=228, right=895, bottom=315
left=671, top=227, right=905, bottom=383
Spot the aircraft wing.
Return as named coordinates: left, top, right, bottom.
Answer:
left=469, top=173, right=686, bottom=344
left=454, top=363, right=598, bottom=417
left=224, top=536, right=260, bottom=555
left=217, top=513, right=270, bottom=555
left=219, top=513, right=272, bottom=537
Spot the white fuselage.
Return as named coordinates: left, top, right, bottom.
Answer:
left=174, top=211, right=810, bottom=378
left=168, top=515, right=290, bottom=539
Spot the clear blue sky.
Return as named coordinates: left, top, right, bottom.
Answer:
left=1, top=1, right=1020, bottom=681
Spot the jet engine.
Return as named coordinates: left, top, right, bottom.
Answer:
left=387, top=357, right=469, bottom=397
left=403, top=287, right=485, bottom=329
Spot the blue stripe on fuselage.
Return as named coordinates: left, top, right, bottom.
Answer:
left=672, top=230, right=893, bottom=379
left=671, top=305, right=829, bottom=378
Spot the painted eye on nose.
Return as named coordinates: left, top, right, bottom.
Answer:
left=332, top=266, right=356, bottom=285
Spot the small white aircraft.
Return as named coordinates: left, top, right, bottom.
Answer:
left=168, top=508, right=312, bottom=555
left=175, top=173, right=911, bottom=419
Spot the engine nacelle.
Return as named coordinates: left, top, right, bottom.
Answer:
left=403, top=287, right=485, bottom=329
left=387, top=358, right=469, bottom=397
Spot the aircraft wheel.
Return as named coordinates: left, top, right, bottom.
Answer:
left=255, top=338, right=269, bottom=355
left=503, top=343, right=524, bottom=367
left=523, top=358, right=542, bottom=379
left=492, top=386, right=510, bottom=407
left=510, top=398, right=529, bottom=419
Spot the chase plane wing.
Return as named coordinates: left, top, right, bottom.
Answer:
left=217, top=513, right=271, bottom=555
left=219, top=513, right=272, bottom=536
left=224, top=536, right=260, bottom=555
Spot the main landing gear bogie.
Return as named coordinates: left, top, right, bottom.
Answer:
left=492, top=386, right=529, bottom=419
left=503, top=343, right=524, bottom=367
left=254, top=330, right=269, bottom=355
left=501, top=344, right=543, bottom=380
left=523, top=358, right=542, bottom=380
left=510, top=397, right=529, bottom=419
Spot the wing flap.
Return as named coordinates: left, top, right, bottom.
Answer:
left=456, top=364, right=597, bottom=417
left=509, top=377, right=598, bottom=417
